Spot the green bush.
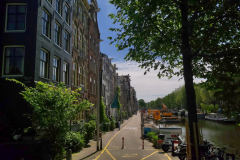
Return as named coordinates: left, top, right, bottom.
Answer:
left=83, top=120, right=96, bottom=145
left=152, top=135, right=158, bottom=146
left=110, top=116, right=116, bottom=131
left=147, top=132, right=156, bottom=140
left=64, top=131, right=85, bottom=153
left=201, top=103, right=219, bottom=113
left=89, top=113, right=96, bottom=121
left=101, top=117, right=110, bottom=132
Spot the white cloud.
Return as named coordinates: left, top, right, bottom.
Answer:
left=113, top=60, right=204, bottom=102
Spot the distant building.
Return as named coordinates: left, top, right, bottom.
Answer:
left=88, top=0, right=101, bottom=114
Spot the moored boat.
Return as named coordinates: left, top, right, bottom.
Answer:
left=205, top=113, right=227, bottom=121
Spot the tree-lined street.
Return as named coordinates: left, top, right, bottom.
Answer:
left=73, top=112, right=178, bottom=160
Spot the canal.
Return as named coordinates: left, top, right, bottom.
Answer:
left=153, top=120, right=240, bottom=155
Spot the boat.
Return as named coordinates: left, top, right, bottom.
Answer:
left=205, top=113, right=227, bottom=121
left=221, top=118, right=236, bottom=124
left=185, top=110, right=206, bottom=119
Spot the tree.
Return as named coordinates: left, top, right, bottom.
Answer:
left=138, top=99, right=146, bottom=108
left=155, top=98, right=162, bottom=109
left=100, top=97, right=107, bottom=123
left=7, top=79, right=91, bottom=159
left=108, top=0, right=240, bottom=158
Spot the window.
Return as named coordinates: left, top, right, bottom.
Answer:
left=93, top=39, right=95, bottom=52
left=64, top=31, right=69, bottom=52
left=53, top=57, right=60, bottom=81
left=54, top=21, right=61, bottom=46
left=47, top=0, right=52, bottom=4
left=74, top=26, right=78, bottom=48
left=79, top=32, right=82, bottom=50
left=63, top=62, right=69, bottom=84
left=93, top=13, right=96, bottom=22
left=94, top=59, right=96, bottom=73
left=79, top=7, right=82, bottom=21
left=90, top=77, right=92, bottom=93
left=56, top=0, right=61, bottom=15
left=79, top=66, right=83, bottom=85
left=83, top=69, right=85, bottom=86
left=40, top=49, right=49, bottom=78
left=90, top=35, right=92, bottom=49
left=83, top=13, right=85, bottom=26
left=83, top=36, right=86, bottom=56
left=65, top=5, right=70, bottom=25
left=73, top=63, right=77, bottom=86
left=94, top=80, right=96, bottom=95
left=6, top=4, right=26, bottom=31
left=42, top=9, right=50, bottom=38
left=3, top=47, right=24, bottom=75
left=85, top=70, right=88, bottom=88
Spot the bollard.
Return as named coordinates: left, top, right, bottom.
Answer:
left=66, top=149, right=72, bottom=160
left=142, top=137, right=144, bottom=149
left=122, top=137, right=124, bottom=149
left=100, top=138, right=102, bottom=150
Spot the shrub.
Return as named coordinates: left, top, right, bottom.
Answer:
left=83, top=120, right=96, bottom=145
left=89, top=113, right=96, bottom=121
left=101, top=117, right=110, bottom=132
left=147, top=132, right=156, bottom=140
left=110, top=116, right=116, bottom=131
left=64, top=131, right=85, bottom=153
left=152, top=135, right=158, bottom=146
left=201, top=103, right=219, bottom=113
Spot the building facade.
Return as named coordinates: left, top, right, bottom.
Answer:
left=0, top=0, right=73, bottom=132
left=71, top=0, right=90, bottom=121
left=88, top=0, right=100, bottom=114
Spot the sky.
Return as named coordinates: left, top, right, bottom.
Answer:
left=97, top=1, right=203, bottom=102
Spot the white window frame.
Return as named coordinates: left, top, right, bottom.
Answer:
left=63, top=62, right=69, bottom=84
left=40, top=49, right=49, bottom=78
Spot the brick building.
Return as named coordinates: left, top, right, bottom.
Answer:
left=88, top=0, right=101, bottom=114
left=71, top=0, right=90, bottom=121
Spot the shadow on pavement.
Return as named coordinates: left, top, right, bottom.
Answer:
left=79, top=151, right=99, bottom=160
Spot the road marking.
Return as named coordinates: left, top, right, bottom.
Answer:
left=123, top=127, right=138, bottom=130
left=161, top=149, right=172, bottom=160
left=141, top=150, right=160, bottom=160
left=95, top=118, right=133, bottom=160
left=106, top=149, right=116, bottom=160
left=122, top=153, right=138, bottom=157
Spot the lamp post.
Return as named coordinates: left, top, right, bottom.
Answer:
left=96, top=39, right=103, bottom=151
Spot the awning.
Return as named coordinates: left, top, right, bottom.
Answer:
left=110, top=93, right=119, bottom=108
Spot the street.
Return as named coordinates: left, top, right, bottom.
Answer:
left=73, top=112, right=179, bottom=160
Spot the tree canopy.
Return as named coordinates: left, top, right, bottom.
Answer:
left=108, top=0, right=240, bottom=158
left=138, top=99, right=146, bottom=108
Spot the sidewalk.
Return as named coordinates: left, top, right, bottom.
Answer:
left=72, top=117, right=133, bottom=160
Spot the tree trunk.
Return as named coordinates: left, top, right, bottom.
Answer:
left=180, top=0, right=200, bottom=159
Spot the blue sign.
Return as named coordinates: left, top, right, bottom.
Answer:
left=144, top=127, right=152, bottom=136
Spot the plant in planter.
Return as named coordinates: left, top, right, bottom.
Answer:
left=147, top=132, right=156, bottom=141
left=152, top=135, right=158, bottom=147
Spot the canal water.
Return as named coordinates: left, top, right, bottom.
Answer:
left=153, top=120, right=240, bottom=155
